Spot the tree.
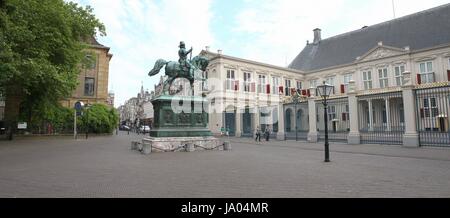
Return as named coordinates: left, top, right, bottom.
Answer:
left=81, top=104, right=119, bottom=134
left=0, top=0, right=105, bottom=139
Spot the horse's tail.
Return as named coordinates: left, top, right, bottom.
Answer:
left=148, top=59, right=168, bottom=76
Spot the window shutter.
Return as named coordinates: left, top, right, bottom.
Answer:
left=342, top=113, right=347, bottom=121
left=251, top=82, right=255, bottom=92
left=279, top=86, right=284, bottom=94
left=290, top=88, right=296, bottom=96
left=417, top=74, right=422, bottom=85
left=302, top=89, right=307, bottom=96
left=266, top=84, right=270, bottom=94
left=447, top=70, right=450, bottom=81
left=340, top=84, right=345, bottom=94
left=420, top=108, right=424, bottom=118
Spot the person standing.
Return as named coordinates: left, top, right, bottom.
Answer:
left=265, top=127, right=271, bottom=141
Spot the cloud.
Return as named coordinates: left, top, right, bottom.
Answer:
left=231, top=0, right=450, bottom=67
left=68, top=0, right=450, bottom=107
left=69, top=0, right=215, bottom=106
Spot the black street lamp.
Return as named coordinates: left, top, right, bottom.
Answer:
left=316, top=81, right=334, bottom=162
left=84, top=103, right=92, bottom=139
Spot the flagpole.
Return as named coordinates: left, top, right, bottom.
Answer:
left=392, top=0, right=396, bottom=18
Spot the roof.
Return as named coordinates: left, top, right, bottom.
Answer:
left=200, top=50, right=304, bottom=75
left=289, top=3, right=450, bottom=72
left=85, top=36, right=110, bottom=50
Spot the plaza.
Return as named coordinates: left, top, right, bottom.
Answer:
left=1, top=132, right=450, bottom=198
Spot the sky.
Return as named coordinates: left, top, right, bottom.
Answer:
left=69, top=0, right=450, bottom=107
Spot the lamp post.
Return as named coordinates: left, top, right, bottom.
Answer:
left=85, top=103, right=92, bottom=139
left=316, top=81, right=334, bottom=162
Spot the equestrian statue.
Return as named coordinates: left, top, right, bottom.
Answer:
left=148, top=41, right=209, bottom=95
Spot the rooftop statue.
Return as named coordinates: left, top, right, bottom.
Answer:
left=148, top=41, right=209, bottom=95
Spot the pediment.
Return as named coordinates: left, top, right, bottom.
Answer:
left=357, top=45, right=408, bottom=62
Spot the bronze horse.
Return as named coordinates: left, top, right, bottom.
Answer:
left=148, top=55, right=209, bottom=94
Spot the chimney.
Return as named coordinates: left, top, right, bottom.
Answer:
left=205, top=46, right=210, bottom=51
left=313, top=28, right=321, bottom=44
left=217, top=49, right=222, bottom=55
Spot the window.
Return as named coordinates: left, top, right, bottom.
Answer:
left=363, top=71, right=372, bottom=90
left=200, top=70, right=209, bottom=91
left=296, top=81, right=302, bottom=90
left=84, top=77, right=95, bottom=96
left=423, top=98, right=438, bottom=117
left=85, top=55, right=96, bottom=69
left=342, top=104, right=349, bottom=121
left=394, top=65, right=405, bottom=86
left=327, top=105, right=336, bottom=121
left=226, top=69, right=235, bottom=90
left=257, top=75, right=267, bottom=94
left=243, top=72, right=251, bottom=92
left=272, top=76, right=280, bottom=94
left=325, top=76, right=335, bottom=86
left=419, top=61, right=435, bottom=84
left=309, top=79, right=317, bottom=89
left=343, top=74, right=353, bottom=92
left=285, top=79, right=291, bottom=96
left=378, top=68, right=389, bottom=88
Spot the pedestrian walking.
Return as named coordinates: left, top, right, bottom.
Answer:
left=255, top=127, right=261, bottom=142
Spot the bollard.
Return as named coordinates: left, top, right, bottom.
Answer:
left=185, top=143, right=195, bottom=152
left=142, top=142, right=152, bottom=155
left=223, top=141, right=231, bottom=151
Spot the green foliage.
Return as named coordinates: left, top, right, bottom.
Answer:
left=21, top=103, right=119, bottom=134
left=0, top=0, right=106, bottom=122
left=81, top=104, right=119, bottom=134
left=20, top=103, right=75, bottom=134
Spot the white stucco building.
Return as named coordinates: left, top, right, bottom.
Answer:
left=201, top=4, right=450, bottom=147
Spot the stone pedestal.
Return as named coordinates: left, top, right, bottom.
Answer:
left=307, top=132, right=318, bottom=143
left=277, top=132, right=285, bottom=140
left=347, top=132, right=361, bottom=145
left=403, top=133, right=420, bottom=148
left=140, top=136, right=223, bottom=153
left=150, top=95, right=212, bottom=137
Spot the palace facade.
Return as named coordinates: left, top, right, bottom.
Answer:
left=201, top=3, right=450, bottom=147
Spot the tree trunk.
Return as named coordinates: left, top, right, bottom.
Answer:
left=4, top=86, right=23, bottom=140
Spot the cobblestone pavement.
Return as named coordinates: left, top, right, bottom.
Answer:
left=1, top=132, right=450, bottom=198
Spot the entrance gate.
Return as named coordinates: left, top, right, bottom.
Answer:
left=242, top=107, right=253, bottom=137
left=415, top=84, right=450, bottom=147
left=358, top=91, right=404, bottom=145
left=224, top=112, right=236, bottom=136
left=316, top=97, right=350, bottom=142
